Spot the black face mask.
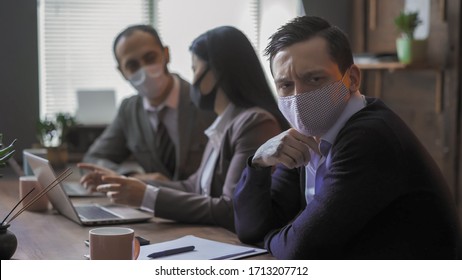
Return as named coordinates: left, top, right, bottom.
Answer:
left=190, top=67, right=219, bottom=111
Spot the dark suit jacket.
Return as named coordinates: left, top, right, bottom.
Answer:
left=83, top=75, right=216, bottom=180
left=148, top=106, right=282, bottom=232
left=234, top=97, right=462, bottom=259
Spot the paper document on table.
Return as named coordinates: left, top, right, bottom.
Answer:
left=138, top=235, right=267, bottom=260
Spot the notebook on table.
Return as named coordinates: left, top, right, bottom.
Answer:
left=138, top=235, right=267, bottom=260
left=24, top=151, right=152, bottom=226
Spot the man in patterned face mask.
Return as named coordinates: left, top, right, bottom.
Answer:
left=233, top=16, right=461, bottom=259
left=81, top=25, right=215, bottom=183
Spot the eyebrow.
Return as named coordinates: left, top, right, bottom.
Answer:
left=274, top=69, right=326, bottom=84
left=297, top=69, right=326, bottom=79
left=274, top=77, right=290, bottom=84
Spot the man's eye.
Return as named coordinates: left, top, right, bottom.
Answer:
left=309, top=76, right=323, bottom=83
left=278, top=82, right=292, bottom=90
left=276, top=83, right=293, bottom=97
left=126, top=62, right=140, bottom=73
left=145, top=56, right=156, bottom=64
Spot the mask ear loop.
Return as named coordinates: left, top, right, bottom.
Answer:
left=194, top=65, right=221, bottom=95
left=193, top=65, right=210, bottom=86
left=340, top=67, right=351, bottom=83
left=340, top=67, right=354, bottom=94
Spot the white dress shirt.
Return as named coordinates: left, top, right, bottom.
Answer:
left=200, top=103, right=234, bottom=195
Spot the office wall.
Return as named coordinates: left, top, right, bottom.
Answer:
left=0, top=0, right=39, bottom=161
left=301, top=0, right=353, bottom=38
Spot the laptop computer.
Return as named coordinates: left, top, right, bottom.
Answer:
left=24, top=151, right=152, bottom=226
left=75, top=89, right=116, bottom=125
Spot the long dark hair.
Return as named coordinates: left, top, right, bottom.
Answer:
left=189, top=26, right=288, bottom=129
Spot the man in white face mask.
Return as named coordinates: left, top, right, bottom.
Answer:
left=233, top=16, right=461, bottom=259
left=80, top=25, right=215, bottom=183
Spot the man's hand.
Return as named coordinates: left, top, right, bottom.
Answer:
left=97, top=176, right=147, bottom=207
left=252, top=128, right=320, bottom=169
left=77, top=162, right=118, bottom=192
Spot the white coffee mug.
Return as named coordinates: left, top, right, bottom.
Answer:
left=19, top=176, right=49, bottom=212
left=89, top=227, right=140, bottom=260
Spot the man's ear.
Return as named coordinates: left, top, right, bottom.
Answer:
left=348, top=64, right=361, bottom=92
left=163, top=46, right=170, bottom=64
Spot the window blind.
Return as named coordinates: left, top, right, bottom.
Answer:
left=38, top=0, right=150, bottom=117
left=38, top=0, right=300, bottom=117
left=153, top=0, right=261, bottom=82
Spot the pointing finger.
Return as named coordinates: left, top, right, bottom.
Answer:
left=77, top=163, right=100, bottom=171
left=96, top=183, right=121, bottom=193
left=101, top=175, right=129, bottom=184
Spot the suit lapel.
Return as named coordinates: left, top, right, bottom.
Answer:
left=176, top=78, right=193, bottom=178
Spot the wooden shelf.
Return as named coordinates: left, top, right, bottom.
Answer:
left=357, top=61, right=406, bottom=71
left=354, top=59, right=444, bottom=113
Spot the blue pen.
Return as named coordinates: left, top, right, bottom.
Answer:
left=148, top=245, right=195, bottom=259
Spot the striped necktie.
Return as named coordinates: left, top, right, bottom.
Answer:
left=155, top=108, right=176, bottom=177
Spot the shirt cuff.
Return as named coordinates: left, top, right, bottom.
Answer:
left=140, top=184, right=160, bottom=214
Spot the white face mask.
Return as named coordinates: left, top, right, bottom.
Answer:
left=278, top=75, right=350, bottom=137
left=128, top=64, right=168, bottom=99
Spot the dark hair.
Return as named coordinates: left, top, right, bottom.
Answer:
left=265, top=16, right=354, bottom=74
left=113, top=25, right=164, bottom=64
left=189, top=26, right=289, bottom=129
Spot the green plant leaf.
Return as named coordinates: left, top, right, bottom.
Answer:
left=394, top=10, right=422, bottom=39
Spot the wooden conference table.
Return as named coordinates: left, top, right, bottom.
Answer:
left=0, top=168, right=272, bottom=260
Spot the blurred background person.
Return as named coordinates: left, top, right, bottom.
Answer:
left=79, top=26, right=288, bottom=232
left=83, top=25, right=215, bottom=182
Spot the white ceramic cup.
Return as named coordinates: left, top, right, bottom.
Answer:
left=89, top=227, right=140, bottom=260
left=19, top=176, right=49, bottom=212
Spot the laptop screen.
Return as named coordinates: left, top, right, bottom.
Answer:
left=75, top=89, right=116, bottom=125
left=24, top=151, right=82, bottom=224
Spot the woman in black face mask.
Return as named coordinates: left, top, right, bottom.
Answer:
left=80, top=26, right=288, bottom=232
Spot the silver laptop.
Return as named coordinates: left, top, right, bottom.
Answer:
left=24, top=151, right=152, bottom=226
left=75, top=89, right=116, bottom=125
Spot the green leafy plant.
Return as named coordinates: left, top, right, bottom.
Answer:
left=36, top=113, right=76, bottom=147
left=0, top=134, right=16, bottom=177
left=394, top=10, right=422, bottom=39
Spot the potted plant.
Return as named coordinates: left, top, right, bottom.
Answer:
left=394, top=10, right=425, bottom=65
left=36, top=113, right=76, bottom=168
left=0, top=134, right=16, bottom=178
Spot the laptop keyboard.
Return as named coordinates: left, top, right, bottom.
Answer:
left=75, top=205, right=119, bottom=219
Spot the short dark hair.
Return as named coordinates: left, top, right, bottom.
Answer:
left=265, top=16, right=354, bottom=74
left=190, top=26, right=289, bottom=129
left=113, top=25, right=164, bottom=64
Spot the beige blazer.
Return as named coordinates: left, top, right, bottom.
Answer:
left=150, top=106, right=282, bottom=232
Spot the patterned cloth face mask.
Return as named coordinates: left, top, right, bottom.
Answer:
left=278, top=70, right=351, bottom=137
left=128, top=64, right=169, bottom=99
